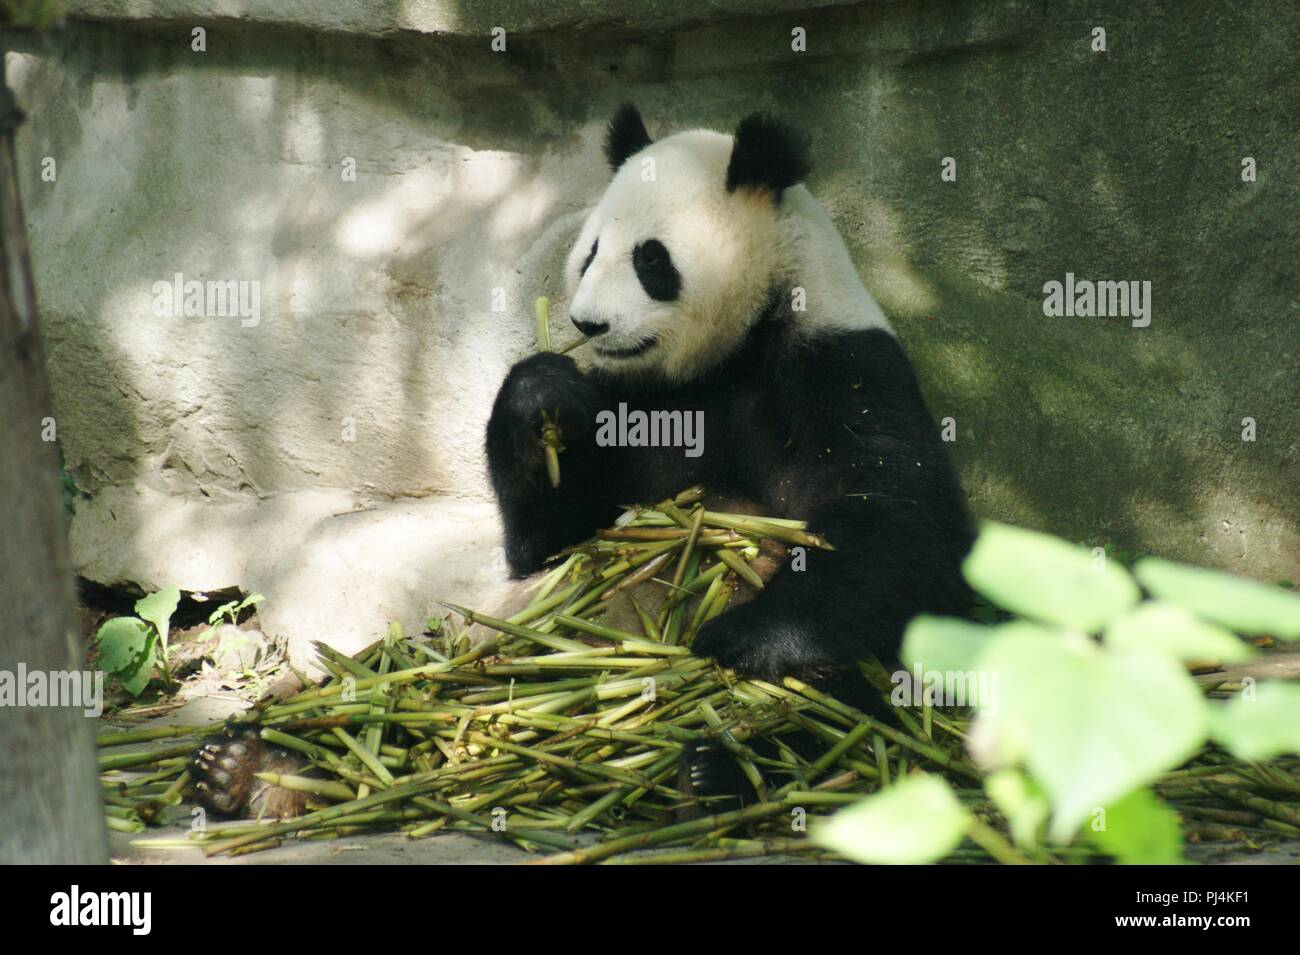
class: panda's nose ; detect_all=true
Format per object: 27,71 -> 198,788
572,317 -> 609,338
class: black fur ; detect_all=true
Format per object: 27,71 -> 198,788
580,239 -> 598,277
725,113 -> 812,199
604,103 -> 653,171
677,739 -> 752,816
631,239 -> 681,302
486,352 -> 612,576
485,313 -> 974,680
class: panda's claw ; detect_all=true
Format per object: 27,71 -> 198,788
677,739 -> 751,818
190,722 -> 314,820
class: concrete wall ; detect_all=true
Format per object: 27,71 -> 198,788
5,0 -> 1297,664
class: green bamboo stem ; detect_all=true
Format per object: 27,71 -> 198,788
532,801 -> 786,865
776,677 -> 982,782
96,724 -> 216,748
965,817 -> 1033,865
699,512 -> 832,549
97,742 -> 198,771
255,773 -> 357,802
601,839 -> 823,865
714,548 -> 764,589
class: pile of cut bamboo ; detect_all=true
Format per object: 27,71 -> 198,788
99,487 -> 985,863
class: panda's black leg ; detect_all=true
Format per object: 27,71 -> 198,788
191,723 -> 315,819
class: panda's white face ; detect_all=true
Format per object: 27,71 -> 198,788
565,130 -> 783,382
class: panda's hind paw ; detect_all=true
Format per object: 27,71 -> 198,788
191,723 -> 313,819
676,739 -> 752,819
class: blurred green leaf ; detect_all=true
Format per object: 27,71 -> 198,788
1087,788 -> 1183,864
1210,682 -> 1300,760
985,769 -> 1049,848
1134,558 -> 1300,638
964,522 -> 1140,632
971,625 -> 1206,842
812,774 -> 970,864
1104,602 -> 1254,663
901,615 -> 999,675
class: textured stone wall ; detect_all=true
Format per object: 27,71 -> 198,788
6,0 -> 1296,664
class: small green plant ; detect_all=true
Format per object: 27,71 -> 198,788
94,587 -> 181,695
198,592 -> 264,643
814,522 -> 1300,865
198,592 -> 265,679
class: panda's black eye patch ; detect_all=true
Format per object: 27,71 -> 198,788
632,239 -> 680,302
580,239 -> 598,277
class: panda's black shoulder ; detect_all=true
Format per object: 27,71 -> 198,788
760,322 -> 927,400
818,327 -> 925,392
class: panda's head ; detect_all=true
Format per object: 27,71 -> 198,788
565,104 -> 811,382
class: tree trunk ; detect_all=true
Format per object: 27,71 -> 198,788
0,61 -> 109,864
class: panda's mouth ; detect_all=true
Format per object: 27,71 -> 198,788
593,337 -> 657,360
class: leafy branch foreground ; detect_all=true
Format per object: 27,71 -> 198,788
98,491 -> 1300,864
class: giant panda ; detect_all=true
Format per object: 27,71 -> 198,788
190,104 -> 974,820
489,104 -> 973,677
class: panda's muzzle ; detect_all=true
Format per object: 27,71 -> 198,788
572,314 -> 656,359
593,337 -> 657,360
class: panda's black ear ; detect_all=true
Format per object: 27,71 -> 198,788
725,113 -> 811,200
604,103 -> 653,172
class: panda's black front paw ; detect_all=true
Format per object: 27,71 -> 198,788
191,723 -> 314,820
691,599 -> 839,683
676,739 -> 752,818
487,353 -> 598,480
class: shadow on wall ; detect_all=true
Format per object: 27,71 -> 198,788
10,0 -> 1300,599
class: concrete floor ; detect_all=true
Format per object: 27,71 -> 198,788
111,827 -> 544,865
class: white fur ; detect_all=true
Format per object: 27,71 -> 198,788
565,127 -> 892,383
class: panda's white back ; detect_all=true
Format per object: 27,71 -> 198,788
774,184 -> 894,339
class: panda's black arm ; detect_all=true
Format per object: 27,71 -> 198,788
694,328 -> 975,677
485,352 -> 625,576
